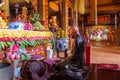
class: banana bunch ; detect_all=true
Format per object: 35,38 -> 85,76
56,28 -> 67,38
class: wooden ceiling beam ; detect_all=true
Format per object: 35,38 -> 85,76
86,2 -> 120,9
48,0 -> 58,2
85,5 -> 120,14
98,2 -> 120,7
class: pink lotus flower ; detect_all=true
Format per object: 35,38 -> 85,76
1,37 -> 8,41
28,37 -> 32,40
33,37 -> 35,40
7,52 -> 12,57
15,55 -> 20,60
41,37 -> 44,40
7,37 -> 13,42
13,38 -> 19,41
37,37 -> 39,39
20,37 -> 25,41
12,44 -> 20,52
10,54 -> 15,60
0,54 -> 4,59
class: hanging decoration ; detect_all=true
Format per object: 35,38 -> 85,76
78,0 -> 85,14
90,0 -> 98,25
73,0 -> 78,12
14,3 -> 19,17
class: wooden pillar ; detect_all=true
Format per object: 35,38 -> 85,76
38,0 -> 48,28
115,14 -> 117,30
45,0 -> 49,23
43,0 -> 48,20
73,12 -> 78,27
4,0 -> 10,24
90,0 -> 95,22
43,0 -> 48,28
115,14 -> 120,46
90,0 -> 97,25
38,0 -> 48,20
73,0 -> 78,27
38,0 -> 43,20
95,0 -> 98,25
61,0 -> 68,35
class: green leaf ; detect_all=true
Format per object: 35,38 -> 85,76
24,40 -> 29,46
3,42 -> 8,47
20,45 -> 25,49
11,41 -> 15,46
0,42 -> 5,49
37,40 -> 40,44
31,40 -> 36,46
0,44 -> 2,50
6,42 -> 13,46
27,41 -> 31,46
21,41 -> 27,46
29,41 -> 34,46
25,40 -> 29,44
18,41 -> 23,46
34,40 -> 37,45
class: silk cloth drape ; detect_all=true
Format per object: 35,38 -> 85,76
74,0 -> 85,14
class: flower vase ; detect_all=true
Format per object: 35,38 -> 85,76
56,38 -> 69,52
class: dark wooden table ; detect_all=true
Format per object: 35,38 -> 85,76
88,64 -> 120,80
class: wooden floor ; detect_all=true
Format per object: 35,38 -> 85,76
88,64 -> 120,80
59,46 -> 120,80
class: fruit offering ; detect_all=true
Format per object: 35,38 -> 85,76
7,51 -> 31,61
31,13 -> 45,31
0,17 -> 8,29
56,28 -> 67,38
33,21 -> 45,30
49,16 -> 58,32
24,20 -> 34,30
6,44 -> 31,61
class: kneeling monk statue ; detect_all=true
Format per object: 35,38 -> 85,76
49,26 -> 90,80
